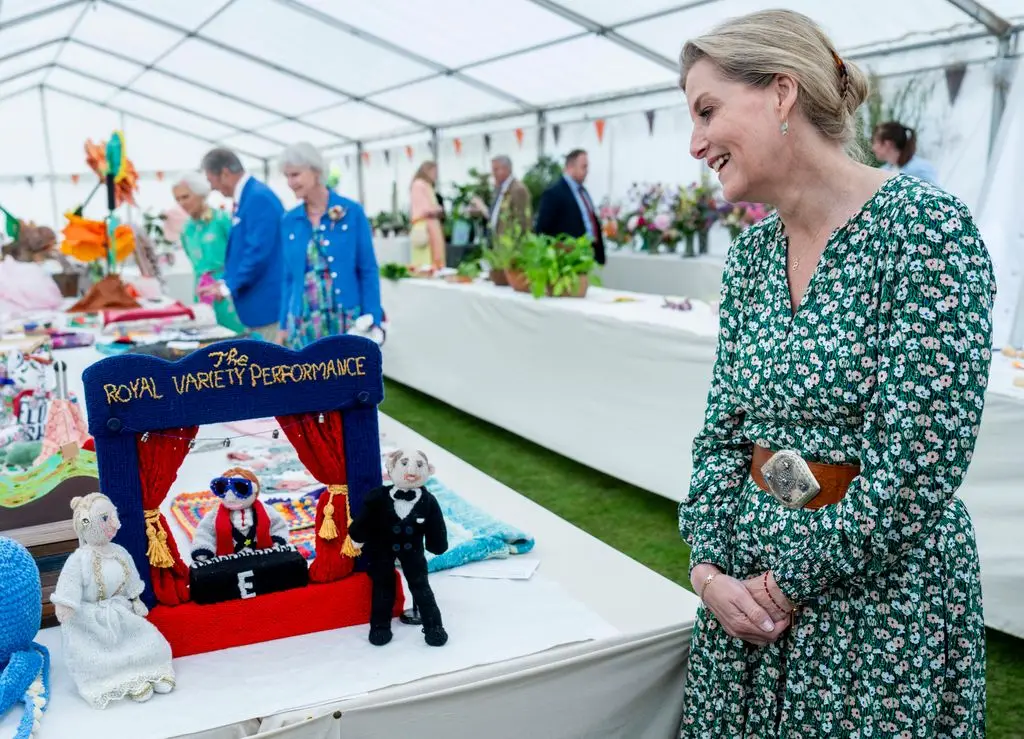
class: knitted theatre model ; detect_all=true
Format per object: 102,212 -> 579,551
81,336 -> 403,657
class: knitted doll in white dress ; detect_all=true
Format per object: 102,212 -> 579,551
51,493 -> 175,708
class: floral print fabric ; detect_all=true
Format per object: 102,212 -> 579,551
285,232 -> 361,351
678,175 -> 993,738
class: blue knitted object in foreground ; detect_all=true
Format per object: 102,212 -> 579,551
0,537 -> 50,739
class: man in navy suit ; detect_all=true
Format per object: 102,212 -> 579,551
201,148 -> 285,340
534,149 -> 605,265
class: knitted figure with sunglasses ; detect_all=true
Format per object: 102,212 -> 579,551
191,468 -> 289,562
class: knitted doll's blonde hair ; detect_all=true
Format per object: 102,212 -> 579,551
70,492 -> 111,543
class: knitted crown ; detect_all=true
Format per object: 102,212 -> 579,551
0,538 -> 41,667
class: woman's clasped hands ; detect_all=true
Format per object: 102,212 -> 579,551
692,563 -> 794,647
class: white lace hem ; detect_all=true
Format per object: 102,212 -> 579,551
84,671 -> 176,709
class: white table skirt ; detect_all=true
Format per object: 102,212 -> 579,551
375,235 -> 411,266
379,277 -> 1024,641
3,339 -> 699,739
600,250 -> 725,303
381,278 -> 718,502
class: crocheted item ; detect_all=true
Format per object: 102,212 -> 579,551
170,490 -> 318,560
168,477 -> 535,573
0,537 -> 50,739
0,450 -> 97,506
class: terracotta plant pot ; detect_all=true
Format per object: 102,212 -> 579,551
505,269 -> 531,293
490,268 -> 509,286
546,274 -> 589,298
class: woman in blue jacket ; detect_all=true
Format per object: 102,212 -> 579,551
277,143 -> 383,349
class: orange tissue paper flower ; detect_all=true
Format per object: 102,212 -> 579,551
60,213 -> 135,263
84,138 -> 139,207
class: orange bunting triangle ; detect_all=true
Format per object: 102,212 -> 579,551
595,119 -> 606,143
514,128 -> 524,147
454,138 -> 462,155
405,145 -> 414,160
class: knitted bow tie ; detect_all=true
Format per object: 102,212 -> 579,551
393,489 -> 417,502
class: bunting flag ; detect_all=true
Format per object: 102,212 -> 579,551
454,138 -> 462,155
483,134 -> 491,152
0,205 -> 20,243
552,124 -> 561,145
945,62 -> 967,105
428,140 -> 436,156
384,150 -> 391,164
344,155 -> 351,168
405,145 -> 414,161
594,119 -> 606,144
71,173 -> 80,185
156,171 -> 164,181
362,151 -> 370,166
25,176 -> 34,187
645,110 -> 656,136
514,128 -> 524,147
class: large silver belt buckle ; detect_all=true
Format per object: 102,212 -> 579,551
761,450 -> 821,509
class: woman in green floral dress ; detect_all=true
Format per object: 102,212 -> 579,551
172,173 -> 245,333
677,11 -> 991,738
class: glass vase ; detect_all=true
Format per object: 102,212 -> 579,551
681,232 -> 696,258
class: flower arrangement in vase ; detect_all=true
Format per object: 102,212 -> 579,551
522,233 -> 600,298
672,187 -> 702,257
718,201 -> 772,240
689,175 -> 721,255
621,183 -> 678,254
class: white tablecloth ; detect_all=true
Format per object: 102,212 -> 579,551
379,277 -> 1024,640
3,338 -> 700,738
381,278 -> 718,502
601,251 -> 725,303
375,235 -> 411,266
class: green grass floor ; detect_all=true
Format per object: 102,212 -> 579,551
381,379 -> 1024,737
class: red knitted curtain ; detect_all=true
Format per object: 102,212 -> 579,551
135,426 -> 198,605
276,410 -> 353,582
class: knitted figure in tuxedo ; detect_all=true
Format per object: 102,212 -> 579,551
348,449 -> 448,647
191,468 -> 288,562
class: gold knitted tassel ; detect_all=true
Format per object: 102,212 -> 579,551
341,536 -> 360,558
143,509 -> 175,568
318,484 -> 348,540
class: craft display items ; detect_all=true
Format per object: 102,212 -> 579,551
0,537 -> 50,739
348,448 -> 450,647
51,493 -> 175,707
190,468 -> 289,561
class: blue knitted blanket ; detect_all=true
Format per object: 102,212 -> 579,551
420,476 -> 534,572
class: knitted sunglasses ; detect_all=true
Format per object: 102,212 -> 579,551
210,476 -> 255,499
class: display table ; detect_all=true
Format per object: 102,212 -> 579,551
381,278 -> 718,502
375,235 -> 411,265
601,251 -> 725,302
379,277 -> 1024,641
2,338 -> 700,738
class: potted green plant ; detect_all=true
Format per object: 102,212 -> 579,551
481,215 -> 525,286
523,233 -> 600,298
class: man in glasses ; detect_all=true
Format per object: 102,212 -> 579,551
191,467 -> 289,562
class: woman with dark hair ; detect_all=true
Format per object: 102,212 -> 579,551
872,120 -> 940,184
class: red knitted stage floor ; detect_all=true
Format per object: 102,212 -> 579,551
148,571 -> 404,658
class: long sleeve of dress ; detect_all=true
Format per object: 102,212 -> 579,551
51,549 -> 84,609
678,240 -> 754,575
772,193 -> 995,603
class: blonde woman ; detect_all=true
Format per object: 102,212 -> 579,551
676,10 -> 991,737
409,161 -> 445,268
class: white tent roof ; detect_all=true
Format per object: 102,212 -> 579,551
0,0 -> 1020,175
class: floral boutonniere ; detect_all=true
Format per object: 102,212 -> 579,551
328,204 -> 346,227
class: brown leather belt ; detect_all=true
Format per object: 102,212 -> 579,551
750,445 -> 859,510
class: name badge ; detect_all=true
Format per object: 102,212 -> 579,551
232,216 -> 241,226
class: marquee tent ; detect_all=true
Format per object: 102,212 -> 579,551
0,0 -> 1019,238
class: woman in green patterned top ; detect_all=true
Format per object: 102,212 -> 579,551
172,173 -> 245,333
677,10 -> 991,737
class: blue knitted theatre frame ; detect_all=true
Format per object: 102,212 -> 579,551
82,336 -> 384,608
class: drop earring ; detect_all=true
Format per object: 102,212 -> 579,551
780,120 -> 789,136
